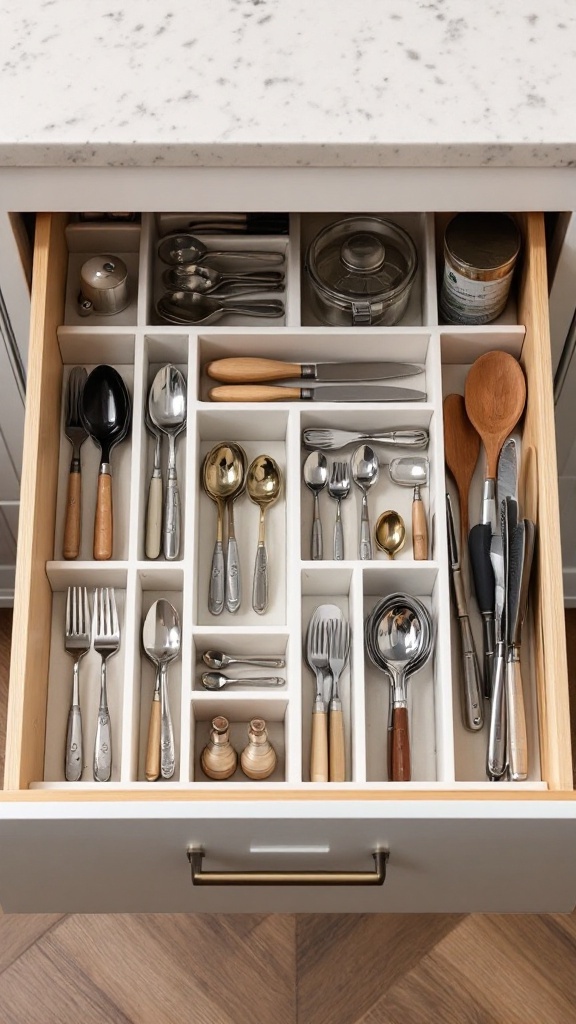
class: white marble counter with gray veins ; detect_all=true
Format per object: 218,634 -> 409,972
1,0 -> 576,167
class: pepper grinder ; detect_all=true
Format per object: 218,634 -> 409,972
240,718 -> 277,780
201,716 -> 237,780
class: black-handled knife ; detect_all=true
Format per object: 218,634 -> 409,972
468,522 -> 496,699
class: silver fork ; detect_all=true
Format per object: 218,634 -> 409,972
63,367 -> 88,560
327,618 -> 351,782
307,619 -> 330,782
327,461 -> 350,560
92,587 -> 121,782
64,586 -> 90,781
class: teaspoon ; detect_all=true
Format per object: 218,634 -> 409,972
351,445 -> 379,559
162,265 -> 285,296
202,650 -> 286,670
157,233 -> 286,266
303,451 -> 328,560
201,671 -> 285,690
157,292 -> 285,326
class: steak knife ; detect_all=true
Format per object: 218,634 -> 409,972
209,384 -> 427,403
206,357 -> 421,383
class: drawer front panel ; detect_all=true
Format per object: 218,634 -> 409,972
0,803 -> 575,913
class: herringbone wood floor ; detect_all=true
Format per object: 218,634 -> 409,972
1,608 -> 576,1023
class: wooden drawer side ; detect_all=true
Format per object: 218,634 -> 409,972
4,213 -> 67,789
519,212 -> 572,790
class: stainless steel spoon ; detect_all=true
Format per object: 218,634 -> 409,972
162,265 -> 285,296
202,650 -> 286,670
203,443 -> 246,616
157,233 -> 286,266
303,451 -> 328,560
157,292 -> 285,326
201,671 -> 285,690
142,600 -> 181,781
148,365 -> 187,560
351,445 -> 379,559
224,443 -> 247,614
144,400 -> 163,559
247,454 -> 282,614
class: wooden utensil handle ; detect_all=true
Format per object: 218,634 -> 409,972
207,358 -> 301,383
329,708 -> 345,782
63,469 -> 82,559
145,474 -> 162,560
412,495 -> 428,560
310,708 -> 328,782
209,385 -> 300,402
391,707 -> 411,782
145,697 -> 161,782
94,470 -> 113,560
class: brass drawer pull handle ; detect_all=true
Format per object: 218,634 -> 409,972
187,848 -> 388,886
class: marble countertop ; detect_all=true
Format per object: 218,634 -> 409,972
1,0 -> 576,168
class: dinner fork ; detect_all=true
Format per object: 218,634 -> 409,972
327,461 -> 350,560
93,587 -> 121,782
63,367 -> 88,559
64,586 -> 90,781
327,618 -> 351,782
308,619 -> 330,782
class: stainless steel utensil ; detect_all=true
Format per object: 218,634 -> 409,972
306,603 -> 345,782
144,400 -> 163,560
209,383 -> 427,402
302,427 -> 429,451
303,451 -> 328,560
327,618 -> 351,781
157,233 -> 286,266
203,443 -> 242,616
202,650 -> 286,670
223,443 -> 247,614
327,461 -> 350,560
92,587 -> 120,783
504,496 -> 535,782
246,455 -> 282,614
351,445 -> 379,559
63,367 -> 88,560
157,293 -> 285,325
148,364 -> 187,561
142,600 -> 181,781
162,266 -> 285,296
201,671 -> 285,690
64,586 -> 90,781
389,456 -> 429,561
206,357 -> 421,383
446,493 -> 484,732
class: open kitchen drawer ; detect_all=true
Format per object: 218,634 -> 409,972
0,211 -> 575,914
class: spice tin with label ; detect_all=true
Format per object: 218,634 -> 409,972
439,213 -> 521,325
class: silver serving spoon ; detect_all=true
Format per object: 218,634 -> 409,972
202,671 -> 285,690
162,265 -> 285,295
157,233 -> 286,266
303,451 -> 328,560
202,650 -> 286,670
157,292 -> 285,326
148,365 -> 187,560
351,445 -> 379,559
142,600 -> 181,781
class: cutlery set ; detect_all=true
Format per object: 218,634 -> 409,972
444,350 -> 536,781
202,444 -> 282,615
303,447 -> 429,561
306,605 -> 351,782
63,365 -> 131,561
157,233 -> 287,324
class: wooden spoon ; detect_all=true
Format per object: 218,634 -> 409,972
443,393 -> 480,543
464,351 -> 526,530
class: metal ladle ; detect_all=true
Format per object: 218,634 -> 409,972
142,599 -> 181,781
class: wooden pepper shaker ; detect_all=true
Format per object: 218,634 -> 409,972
201,716 -> 237,780
240,718 -> 277,780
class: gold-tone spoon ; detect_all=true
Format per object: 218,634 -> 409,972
202,443 -> 245,616
375,510 -> 406,560
247,455 -> 282,614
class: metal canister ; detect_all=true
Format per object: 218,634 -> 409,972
439,214 -> 521,325
79,254 -> 129,315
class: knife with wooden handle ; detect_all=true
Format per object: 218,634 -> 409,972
209,384 -> 427,403
206,357 -> 421,383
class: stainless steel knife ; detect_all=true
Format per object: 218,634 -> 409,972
446,493 -> 484,731
209,384 -> 427,403
506,513 -> 535,782
487,436 -> 519,779
206,357 -> 421,383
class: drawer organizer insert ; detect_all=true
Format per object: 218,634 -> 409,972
6,212 -> 571,792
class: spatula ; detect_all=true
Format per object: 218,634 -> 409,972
443,393 -> 480,544
464,351 -> 526,533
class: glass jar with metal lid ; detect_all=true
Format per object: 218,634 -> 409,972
305,216 -> 418,326
439,213 -> 521,325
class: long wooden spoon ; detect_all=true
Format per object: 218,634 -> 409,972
443,393 -> 480,544
464,351 -> 527,531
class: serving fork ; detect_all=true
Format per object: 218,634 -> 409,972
327,461 -> 350,560
64,586 -> 90,781
63,367 -> 88,559
93,587 -> 120,782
